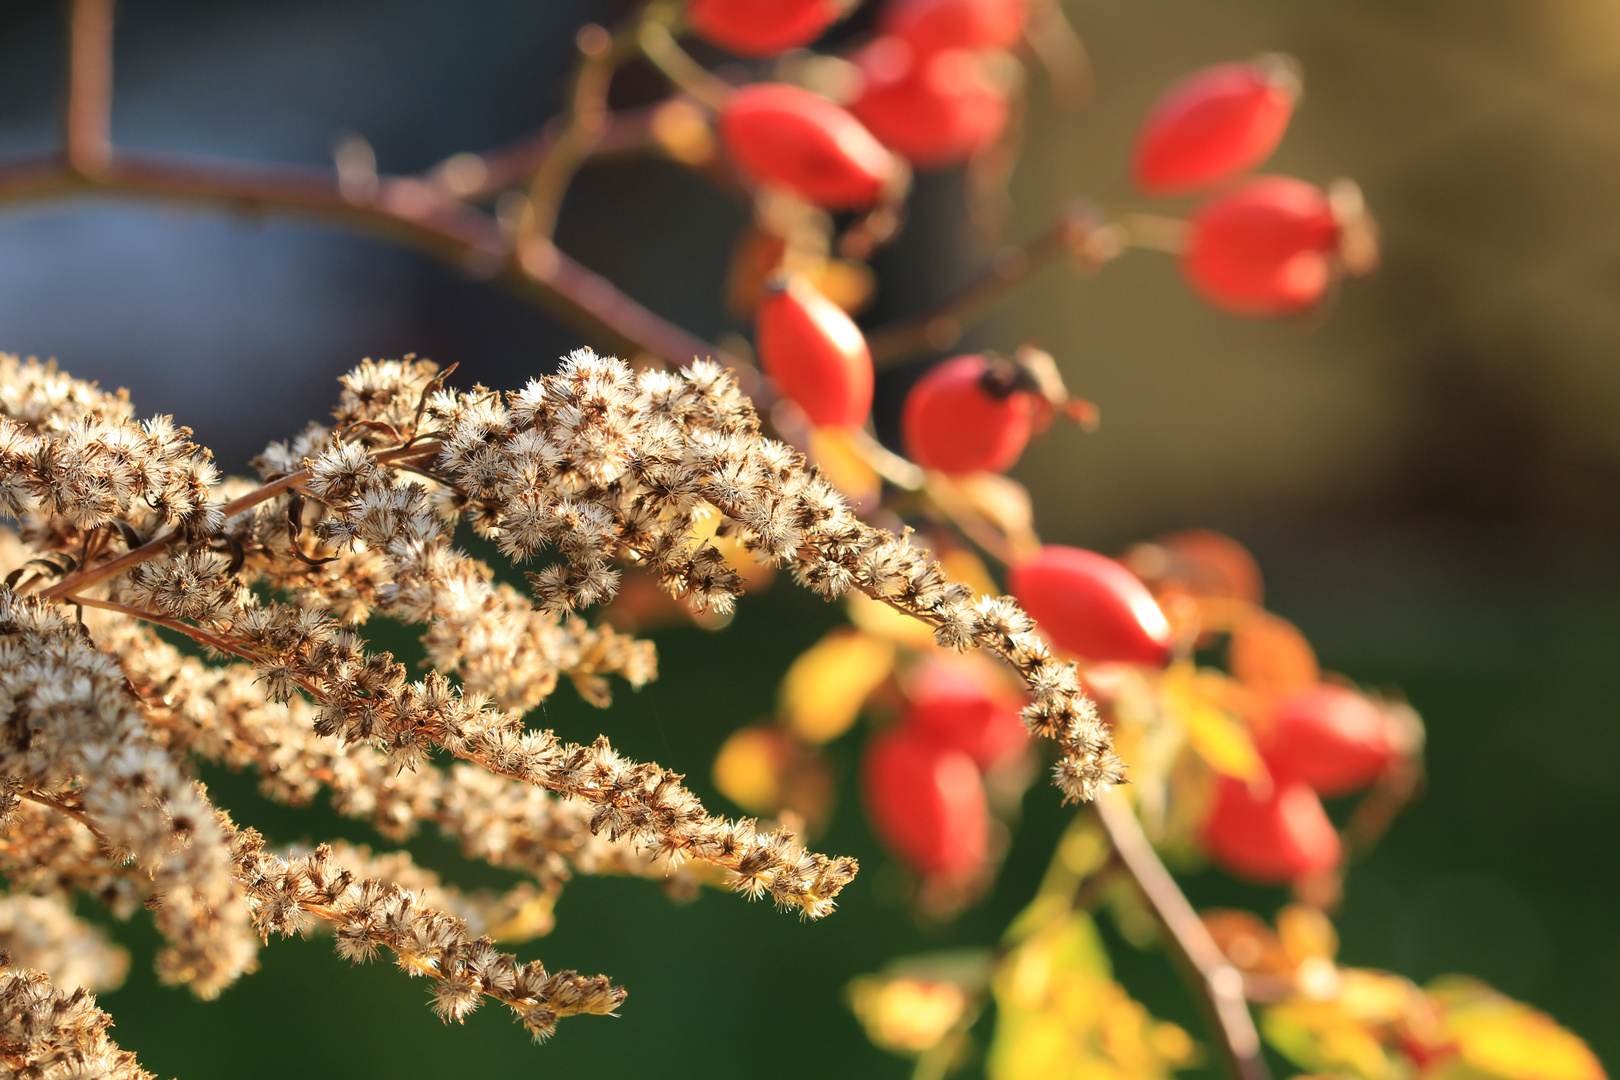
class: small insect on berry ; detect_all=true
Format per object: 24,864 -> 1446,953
1201,771 -> 1342,883
1132,57 -> 1300,196
718,83 -> 897,209
1261,684 -> 1397,798
901,353 -> 1037,474
881,0 -> 1029,55
1182,175 -> 1342,318
756,273 -> 874,429
901,658 -> 1029,770
1008,545 -> 1174,666
862,726 -> 990,882
687,0 -> 845,58
848,38 -> 1011,169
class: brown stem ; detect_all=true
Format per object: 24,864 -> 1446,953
1093,792 -> 1271,1080
866,205 -> 1121,365
637,19 -> 733,112
521,19 -> 643,243
40,441 -> 441,601
73,595 -> 256,661
64,0 -> 114,176
23,790 -> 112,848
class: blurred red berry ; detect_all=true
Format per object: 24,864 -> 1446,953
688,0 -> 843,58
1182,175 -> 1340,318
881,0 -> 1028,54
1132,58 -> 1299,196
1008,545 -> 1173,666
1262,684 -> 1396,797
902,659 -> 1028,769
901,354 -> 1036,474
1202,772 -> 1342,883
849,38 -> 1010,168
718,83 -> 895,209
863,726 -> 990,881
756,274 -> 874,428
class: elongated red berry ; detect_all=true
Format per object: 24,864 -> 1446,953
756,274 -> 874,428
902,659 -> 1028,769
863,726 -> 989,881
901,354 -> 1035,473
1183,176 -> 1340,317
688,0 -> 844,58
718,84 -> 895,209
849,37 -> 1010,168
881,0 -> 1028,54
1133,58 -> 1299,196
1262,685 -> 1395,797
1008,545 -> 1173,666
1201,772 -> 1341,883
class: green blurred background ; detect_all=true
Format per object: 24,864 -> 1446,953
0,0 -> 1616,1076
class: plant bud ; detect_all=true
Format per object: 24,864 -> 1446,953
756,274 -> 874,428
688,0 -> 844,58
863,726 -> 990,881
1008,545 -> 1173,666
1201,772 -> 1342,883
1182,175 -> 1340,318
901,354 -> 1035,473
718,83 -> 896,209
1133,57 -> 1299,196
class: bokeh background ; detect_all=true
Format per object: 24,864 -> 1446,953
1,0 -> 1617,1076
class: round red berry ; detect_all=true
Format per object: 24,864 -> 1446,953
1201,772 -> 1342,883
902,659 -> 1028,769
901,354 -> 1035,474
849,37 -> 1009,168
718,83 -> 896,209
863,726 -> 990,881
1262,684 -> 1395,797
1182,175 -> 1340,318
756,274 -> 874,428
1008,545 -> 1173,666
881,0 -> 1028,55
1132,59 -> 1299,196
688,0 -> 844,58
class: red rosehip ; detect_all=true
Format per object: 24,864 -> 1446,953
881,0 -> 1028,54
1008,545 -> 1173,666
863,726 -> 990,881
1182,176 -> 1341,318
1132,59 -> 1299,196
1201,772 -> 1342,883
718,83 -> 896,209
902,659 -> 1028,769
688,0 -> 844,58
756,275 -> 874,428
901,354 -> 1036,474
1262,684 -> 1395,797
849,37 -> 1010,168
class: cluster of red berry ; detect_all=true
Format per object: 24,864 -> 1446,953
689,0 -> 1391,894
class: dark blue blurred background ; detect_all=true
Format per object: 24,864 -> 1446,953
0,1 -> 1615,1076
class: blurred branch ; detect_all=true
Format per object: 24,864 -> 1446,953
638,18 -> 734,111
522,18 -> 646,243
63,0 -> 114,176
1094,792 -> 1271,1080
866,205 -> 1122,365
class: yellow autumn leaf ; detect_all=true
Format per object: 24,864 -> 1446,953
711,725 -> 788,813
779,628 -> 895,743
849,975 -> 970,1055
1429,978 -> 1607,1080
847,590 -> 938,648
1263,998 -> 1397,1080
1162,662 -> 1265,780
807,426 -> 881,504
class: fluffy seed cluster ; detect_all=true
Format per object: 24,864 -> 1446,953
0,957 -> 150,1080
0,349 -> 1119,1075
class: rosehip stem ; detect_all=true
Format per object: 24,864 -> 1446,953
1094,792 -> 1272,1080
638,18 -> 735,113
866,205 -> 1121,365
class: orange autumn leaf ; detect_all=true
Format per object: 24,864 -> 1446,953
1229,610 -> 1319,702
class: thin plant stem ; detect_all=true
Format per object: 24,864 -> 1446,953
63,0 -> 114,176
638,18 -> 733,112
866,205 -> 1122,365
1093,791 -> 1272,1080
